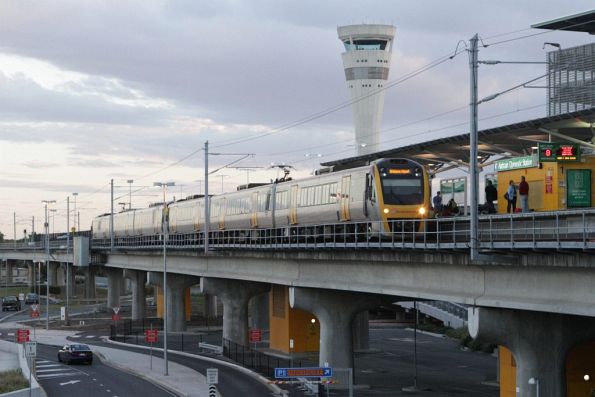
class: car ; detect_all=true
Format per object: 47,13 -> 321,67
58,343 -> 93,365
24,293 -> 39,304
1,296 -> 21,312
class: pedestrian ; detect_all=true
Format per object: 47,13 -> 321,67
432,191 -> 442,215
505,180 -> 516,213
519,176 -> 529,212
444,198 -> 459,216
485,180 -> 497,213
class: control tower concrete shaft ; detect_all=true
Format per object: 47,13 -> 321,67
338,24 -> 395,155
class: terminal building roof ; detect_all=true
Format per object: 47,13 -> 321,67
321,108 -> 595,173
531,9 -> 595,34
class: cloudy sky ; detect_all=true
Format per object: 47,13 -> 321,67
0,1 -> 593,236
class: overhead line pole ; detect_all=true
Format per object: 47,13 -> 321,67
204,141 -> 209,254
110,179 -> 114,252
469,34 -> 480,262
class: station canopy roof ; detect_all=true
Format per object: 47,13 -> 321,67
531,9 -> 595,34
321,108 -> 595,174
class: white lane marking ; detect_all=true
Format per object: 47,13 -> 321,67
70,335 -> 81,338
37,368 -> 73,373
85,335 -> 96,338
36,364 -> 61,368
60,380 -> 81,386
36,360 -> 52,364
37,372 -> 80,379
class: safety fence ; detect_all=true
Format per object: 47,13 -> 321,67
88,209 -> 594,251
109,317 -> 223,354
222,338 -> 312,379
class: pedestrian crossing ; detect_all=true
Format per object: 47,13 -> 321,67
35,360 -> 81,379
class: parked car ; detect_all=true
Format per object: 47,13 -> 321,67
1,296 -> 21,312
25,293 -> 39,304
58,343 -> 93,365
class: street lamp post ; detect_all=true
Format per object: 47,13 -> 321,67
42,199 -> 56,330
153,181 -> 174,376
529,377 -> 540,397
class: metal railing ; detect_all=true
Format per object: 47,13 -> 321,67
222,338 -> 310,378
89,209 -> 594,252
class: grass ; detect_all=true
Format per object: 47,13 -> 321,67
0,369 -> 29,393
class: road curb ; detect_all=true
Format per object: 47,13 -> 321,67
105,338 -> 284,396
93,349 -> 188,397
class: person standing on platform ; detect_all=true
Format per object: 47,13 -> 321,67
433,191 -> 442,216
485,180 -> 497,213
506,180 -> 516,213
519,176 -> 529,212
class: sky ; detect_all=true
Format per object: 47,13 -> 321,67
0,1 -> 593,237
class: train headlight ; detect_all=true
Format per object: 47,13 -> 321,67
383,208 -> 390,214
418,207 -> 426,215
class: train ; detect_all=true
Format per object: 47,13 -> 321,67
91,158 -> 432,244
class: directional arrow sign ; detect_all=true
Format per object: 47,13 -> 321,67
60,380 -> 81,386
112,307 -> 120,315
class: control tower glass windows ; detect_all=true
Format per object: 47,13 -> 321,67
344,39 -> 388,51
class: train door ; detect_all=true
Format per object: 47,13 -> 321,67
251,192 -> 258,228
340,175 -> 351,221
289,184 -> 298,225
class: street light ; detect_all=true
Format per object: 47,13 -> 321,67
42,199 -> 56,330
127,180 -> 134,210
528,377 -> 540,397
49,209 -> 57,234
153,181 -> 174,376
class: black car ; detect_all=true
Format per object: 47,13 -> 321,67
1,296 -> 20,312
25,293 -> 39,304
58,343 -> 93,365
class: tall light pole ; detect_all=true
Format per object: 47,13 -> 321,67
42,199 -> 56,330
127,180 -> 134,210
153,181 -> 174,376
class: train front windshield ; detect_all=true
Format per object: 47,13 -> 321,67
379,167 -> 424,205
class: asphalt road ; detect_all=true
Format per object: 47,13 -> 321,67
89,340 -> 307,397
33,343 -> 177,397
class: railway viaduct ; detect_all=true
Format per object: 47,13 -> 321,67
2,210 -> 595,397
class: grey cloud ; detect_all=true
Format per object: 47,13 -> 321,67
0,72 -> 171,125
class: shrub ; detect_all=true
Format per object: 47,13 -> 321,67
0,369 -> 29,393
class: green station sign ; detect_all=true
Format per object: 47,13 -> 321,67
495,155 -> 536,172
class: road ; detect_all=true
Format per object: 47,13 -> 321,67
32,343 -> 177,397
89,340 -> 294,397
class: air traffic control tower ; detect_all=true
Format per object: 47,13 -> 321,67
338,24 -> 396,155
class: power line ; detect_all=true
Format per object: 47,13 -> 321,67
209,48 -> 467,150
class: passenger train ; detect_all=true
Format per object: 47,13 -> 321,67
91,158 -> 432,244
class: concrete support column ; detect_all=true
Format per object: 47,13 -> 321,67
57,263 -> 67,287
48,262 -> 58,287
290,287 -> 388,369
84,267 -> 96,299
203,294 -> 218,318
201,278 -> 270,346
6,261 -> 14,284
124,269 -> 147,321
27,262 -> 35,288
469,307 -> 595,397
352,310 -> 370,351
104,268 -> 123,310
148,272 -> 199,332
248,293 -> 269,331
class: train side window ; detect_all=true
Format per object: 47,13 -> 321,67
265,192 -> 271,211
